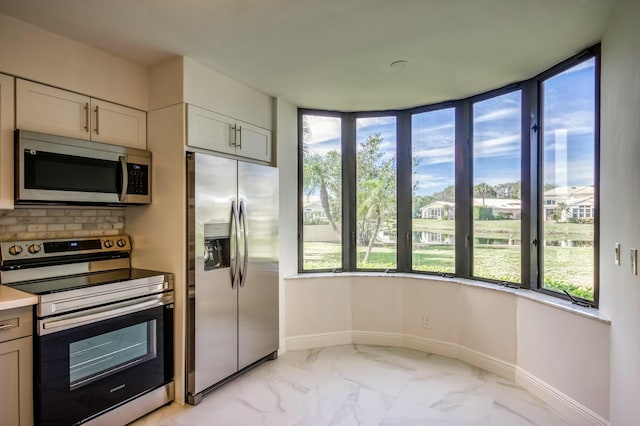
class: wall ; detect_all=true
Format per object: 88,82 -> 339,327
600,0 -> 640,424
0,208 -> 124,241
275,97 -> 298,352
0,13 -> 148,111
285,275 -> 609,424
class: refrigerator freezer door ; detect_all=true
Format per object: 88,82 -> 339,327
187,153 -> 238,399
238,161 -> 279,370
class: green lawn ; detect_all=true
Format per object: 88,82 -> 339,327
303,218 -> 595,300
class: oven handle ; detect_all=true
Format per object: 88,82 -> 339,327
41,293 -> 172,334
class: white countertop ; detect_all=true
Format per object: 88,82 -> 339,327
0,285 -> 37,311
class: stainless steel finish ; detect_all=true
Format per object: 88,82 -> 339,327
237,125 -> 242,149
186,152 -> 278,403
0,320 -> 18,331
119,155 -> 128,202
0,235 -> 130,264
187,153 -> 238,399
239,200 -> 248,287
231,200 -> 239,289
84,102 -> 90,131
230,124 -> 237,147
237,160 -> 279,370
94,104 -> 100,134
39,292 -> 173,335
38,274 -> 172,318
15,130 -> 151,205
83,382 -> 174,426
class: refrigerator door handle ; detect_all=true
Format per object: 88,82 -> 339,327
239,200 -> 249,287
230,200 -> 240,289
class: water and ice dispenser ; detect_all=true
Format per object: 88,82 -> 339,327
203,223 -> 230,271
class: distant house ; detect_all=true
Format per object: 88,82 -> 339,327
303,200 -> 327,223
543,186 -> 594,221
419,198 -> 521,220
420,200 -> 455,219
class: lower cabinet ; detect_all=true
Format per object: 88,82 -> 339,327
0,307 -> 33,426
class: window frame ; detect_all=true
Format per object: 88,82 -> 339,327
297,45 -> 600,308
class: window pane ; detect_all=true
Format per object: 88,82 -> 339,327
301,114 -> 342,270
356,117 -> 397,269
473,91 -> 522,283
542,59 -> 596,301
411,108 -> 455,273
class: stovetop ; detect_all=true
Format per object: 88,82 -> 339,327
6,268 -> 166,296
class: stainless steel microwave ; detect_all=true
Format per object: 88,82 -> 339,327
15,130 -> 151,205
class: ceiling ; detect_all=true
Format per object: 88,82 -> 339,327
0,0 -> 618,111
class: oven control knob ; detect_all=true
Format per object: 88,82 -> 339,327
8,245 -> 22,255
28,244 -> 42,254
117,239 -> 127,248
104,240 -> 114,248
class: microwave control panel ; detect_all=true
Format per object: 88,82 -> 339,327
127,163 -> 149,195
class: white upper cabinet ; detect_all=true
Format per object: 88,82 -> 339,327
16,79 -> 90,140
0,73 -> 15,210
187,105 -> 271,163
90,98 -> 146,149
16,79 -> 146,150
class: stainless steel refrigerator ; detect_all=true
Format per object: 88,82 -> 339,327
186,152 -> 279,405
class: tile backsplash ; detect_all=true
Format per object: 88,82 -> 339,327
0,208 -> 125,241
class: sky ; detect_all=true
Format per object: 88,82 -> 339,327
304,58 -> 595,198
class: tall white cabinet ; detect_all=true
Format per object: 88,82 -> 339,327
16,79 -> 146,149
0,73 -> 15,210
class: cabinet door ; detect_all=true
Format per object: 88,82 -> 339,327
0,336 -> 33,426
187,105 -> 236,156
0,74 -> 14,210
16,79 -> 90,140
237,121 -> 271,163
91,99 -> 147,149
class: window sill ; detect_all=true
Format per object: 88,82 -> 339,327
285,272 -> 610,325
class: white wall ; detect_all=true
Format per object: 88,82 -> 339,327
276,97 -> 298,351
600,0 -> 640,423
0,13 -> 148,110
517,299 -> 610,420
285,275 -> 609,423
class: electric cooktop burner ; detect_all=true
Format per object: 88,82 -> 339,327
6,268 -> 166,295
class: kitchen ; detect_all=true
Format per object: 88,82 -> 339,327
0,10 -> 279,425
1,1 -> 639,425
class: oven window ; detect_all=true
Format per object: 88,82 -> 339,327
69,320 -> 157,390
24,150 -> 118,193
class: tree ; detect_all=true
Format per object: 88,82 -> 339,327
431,185 -> 455,202
302,116 -> 341,235
356,133 -> 396,264
551,201 -> 570,223
474,182 -> 496,205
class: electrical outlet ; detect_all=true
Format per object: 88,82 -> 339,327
422,315 -> 431,329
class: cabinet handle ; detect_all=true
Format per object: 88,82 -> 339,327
0,321 -> 17,331
237,125 -> 242,149
230,125 -> 237,147
84,103 -> 89,132
94,105 -> 100,135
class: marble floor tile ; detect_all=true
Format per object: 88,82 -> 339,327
131,345 -> 572,426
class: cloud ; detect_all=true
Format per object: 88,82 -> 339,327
474,133 -> 521,158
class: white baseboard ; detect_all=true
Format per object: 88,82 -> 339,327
457,345 -> 515,381
285,330 -> 605,425
515,367 -> 608,426
285,330 -> 352,351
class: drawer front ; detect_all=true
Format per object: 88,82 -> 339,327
0,306 -> 33,342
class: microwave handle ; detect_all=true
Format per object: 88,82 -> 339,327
118,156 -> 128,202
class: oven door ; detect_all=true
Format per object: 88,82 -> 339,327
36,294 -> 173,426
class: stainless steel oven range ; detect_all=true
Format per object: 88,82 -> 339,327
0,235 -> 174,426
